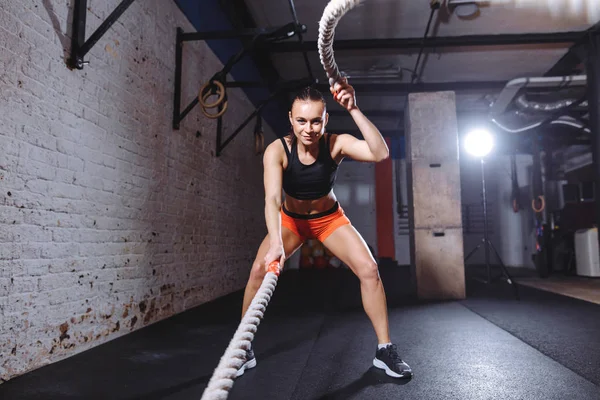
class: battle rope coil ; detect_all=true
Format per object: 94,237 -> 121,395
200,261 -> 281,400
318,0 -> 363,87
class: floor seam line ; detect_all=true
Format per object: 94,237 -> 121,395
288,313 -> 328,400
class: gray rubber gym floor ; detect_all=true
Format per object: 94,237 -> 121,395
1,267 -> 599,400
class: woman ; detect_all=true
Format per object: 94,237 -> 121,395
237,79 -> 412,379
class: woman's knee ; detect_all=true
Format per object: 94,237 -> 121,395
354,260 -> 380,283
249,260 -> 266,282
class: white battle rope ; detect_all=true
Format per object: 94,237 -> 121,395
318,0 -> 363,87
200,262 -> 281,400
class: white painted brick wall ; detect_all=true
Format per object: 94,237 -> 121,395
0,0 -> 273,382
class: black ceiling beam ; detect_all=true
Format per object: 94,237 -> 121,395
226,80 -> 506,94
326,109 -> 484,118
266,31 -> 585,53
325,128 -> 590,143
313,81 -> 507,93
328,110 -> 402,118
327,129 -> 403,138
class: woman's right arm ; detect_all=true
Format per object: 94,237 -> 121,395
262,141 -> 286,266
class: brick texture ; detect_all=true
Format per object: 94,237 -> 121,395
0,0 -> 272,381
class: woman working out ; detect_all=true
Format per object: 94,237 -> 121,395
237,79 -> 412,379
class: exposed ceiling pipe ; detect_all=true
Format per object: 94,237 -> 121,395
489,74 -> 587,116
491,114 -> 591,134
515,95 -> 588,112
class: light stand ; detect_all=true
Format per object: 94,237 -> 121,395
463,130 -> 519,300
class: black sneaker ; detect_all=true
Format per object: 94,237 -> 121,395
236,347 -> 257,377
373,344 -> 412,378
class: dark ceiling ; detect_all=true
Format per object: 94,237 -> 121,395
174,0 -> 599,156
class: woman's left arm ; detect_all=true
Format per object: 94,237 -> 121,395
331,80 -> 389,162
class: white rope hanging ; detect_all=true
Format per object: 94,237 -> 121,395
200,262 -> 281,400
318,0 -> 363,87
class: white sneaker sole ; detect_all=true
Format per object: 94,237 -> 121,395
235,358 -> 257,377
373,358 -> 411,378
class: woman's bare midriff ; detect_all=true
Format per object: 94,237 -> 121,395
284,191 -> 338,215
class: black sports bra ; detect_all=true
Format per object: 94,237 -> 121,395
280,134 -> 338,200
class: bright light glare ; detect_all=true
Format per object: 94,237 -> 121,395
464,129 -> 494,158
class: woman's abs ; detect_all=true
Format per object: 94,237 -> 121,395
283,191 -> 338,215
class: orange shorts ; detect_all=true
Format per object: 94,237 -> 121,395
281,202 -> 351,242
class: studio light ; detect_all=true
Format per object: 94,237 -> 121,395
464,128 -> 494,158
462,126 -> 519,299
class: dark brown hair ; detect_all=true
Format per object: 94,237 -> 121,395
291,86 -> 326,110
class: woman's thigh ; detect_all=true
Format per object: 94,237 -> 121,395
253,226 -> 304,267
322,224 -> 377,275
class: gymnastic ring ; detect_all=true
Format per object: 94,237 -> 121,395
254,130 -> 264,155
512,198 -> 519,213
201,98 -> 228,119
198,80 -> 226,109
532,195 -> 545,213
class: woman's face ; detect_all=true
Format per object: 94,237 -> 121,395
289,100 -> 328,147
